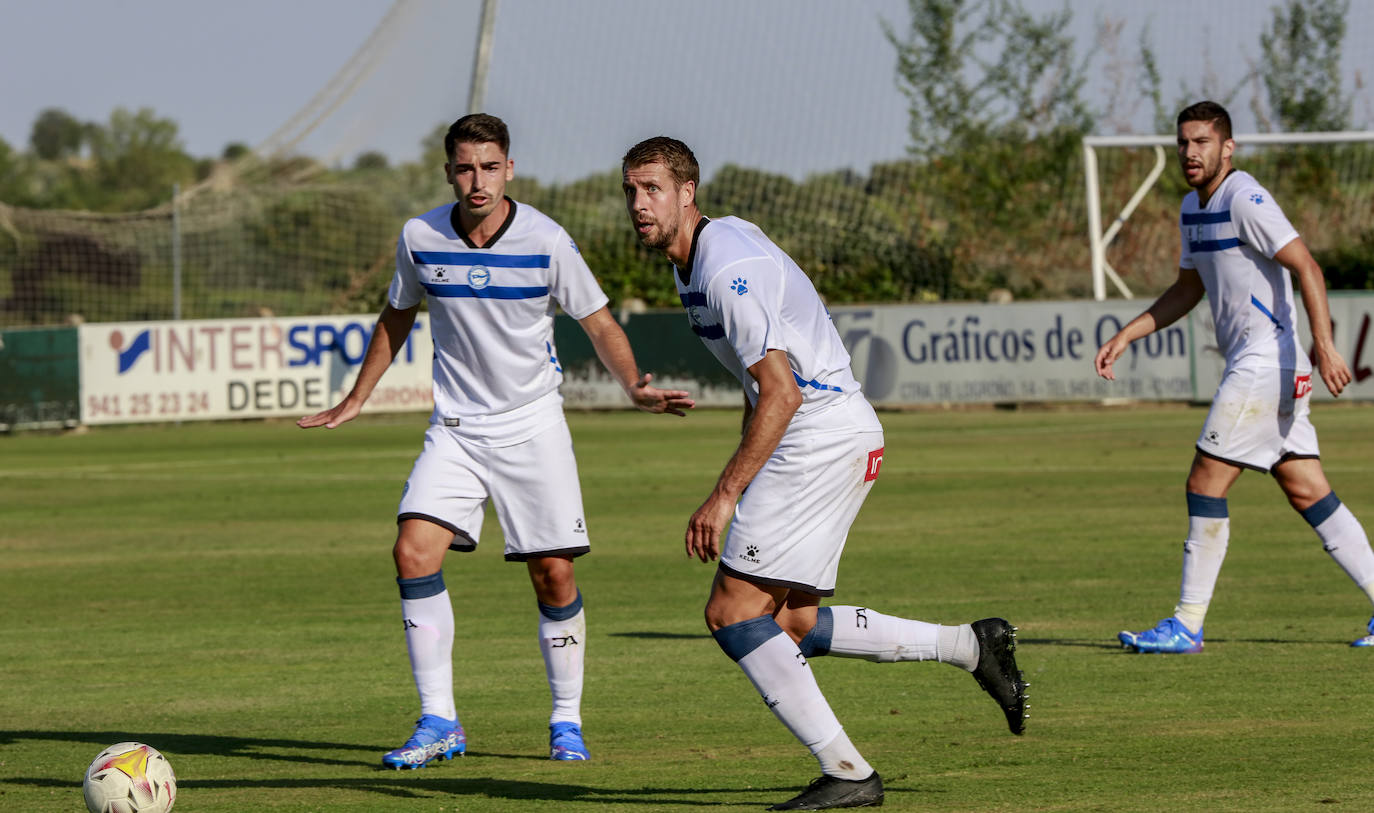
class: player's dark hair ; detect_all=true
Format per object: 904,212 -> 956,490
622,136 -> 700,188
445,114 -> 510,160
1177,101 -> 1232,141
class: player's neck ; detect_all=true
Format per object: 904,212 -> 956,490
459,197 -> 511,247
666,211 -> 703,267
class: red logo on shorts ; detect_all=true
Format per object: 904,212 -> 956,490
1294,374 -> 1312,398
864,447 -> 884,482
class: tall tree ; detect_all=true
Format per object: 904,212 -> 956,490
86,107 -> 196,210
884,0 -> 1093,155
1258,0 -> 1352,132
28,108 -> 87,161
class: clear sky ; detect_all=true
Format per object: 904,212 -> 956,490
1,0 -> 1371,185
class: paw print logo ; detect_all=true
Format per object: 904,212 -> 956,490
1250,193 -> 1265,205
730,277 -> 749,295
746,545 -> 759,558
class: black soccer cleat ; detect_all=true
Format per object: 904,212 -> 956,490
970,617 -> 1029,735
768,771 -> 884,810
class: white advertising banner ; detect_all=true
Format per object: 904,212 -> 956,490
78,315 -> 435,424
831,301 -> 1196,405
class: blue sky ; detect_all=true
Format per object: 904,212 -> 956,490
2,0 -> 1371,184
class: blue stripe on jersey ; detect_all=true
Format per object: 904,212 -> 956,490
1181,210 -> 1231,225
691,323 -> 725,340
1188,237 -> 1243,253
412,251 -> 551,268
1250,294 -> 1283,330
680,292 -> 707,307
793,372 -> 843,393
422,282 -> 549,299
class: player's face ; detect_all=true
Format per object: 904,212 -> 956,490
1176,119 -> 1233,192
447,141 -> 513,221
622,162 -> 691,252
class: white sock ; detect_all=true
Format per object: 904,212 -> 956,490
715,615 -> 873,780
1303,494 -> 1374,607
397,573 -> 457,721
820,606 -> 978,671
538,593 -> 586,726
1174,495 -> 1230,634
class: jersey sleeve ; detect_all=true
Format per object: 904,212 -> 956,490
387,223 -> 426,309
1231,189 -> 1299,259
707,259 -> 782,372
547,229 -> 609,320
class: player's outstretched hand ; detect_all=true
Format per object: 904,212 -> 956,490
630,373 -> 695,416
685,493 -> 732,563
1093,336 -> 1128,381
1313,345 -> 1353,397
297,399 -> 362,430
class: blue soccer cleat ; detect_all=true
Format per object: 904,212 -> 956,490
1352,615 -> 1374,648
1118,616 -> 1203,654
549,721 -> 589,761
382,714 -> 466,769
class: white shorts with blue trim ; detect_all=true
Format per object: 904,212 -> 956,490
720,422 -> 885,596
397,415 -> 590,561
1196,365 -> 1319,473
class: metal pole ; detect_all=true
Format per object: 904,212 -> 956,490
1083,141 -> 1106,301
172,183 -> 182,320
467,0 -> 499,115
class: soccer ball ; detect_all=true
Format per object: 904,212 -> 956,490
82,742 -> 177,813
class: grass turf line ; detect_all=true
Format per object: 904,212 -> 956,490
1,404 -> 1372,811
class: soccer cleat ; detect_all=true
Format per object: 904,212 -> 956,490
1352,615 -> 1374,648
549,721 -> 589,761
768,772 -> 884,810
382,714 -> 465,769
970,617 -> 1029,735
1118,616 -> 1203,654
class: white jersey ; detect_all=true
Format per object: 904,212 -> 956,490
1179,170 -> 1306,372
674,216 -> 879,434
390,199 -> 609,422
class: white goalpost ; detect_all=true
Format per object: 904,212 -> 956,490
1083,130 -> 1374,301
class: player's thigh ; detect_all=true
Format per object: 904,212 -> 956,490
1272,456 -> 1332,509
723,429 -> 883,595
486,420 -> 591,561
704,567 -> 790,630
397,424 -> 489,549
1196,366 -> 1294,472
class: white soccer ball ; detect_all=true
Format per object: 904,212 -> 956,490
82,742 -> 177,813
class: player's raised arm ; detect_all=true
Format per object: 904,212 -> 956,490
297,304 -> 419,429
576,305 -> 694,415
1274,237 -> 1352,397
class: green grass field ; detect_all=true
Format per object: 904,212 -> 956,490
2,404 -> 1372,812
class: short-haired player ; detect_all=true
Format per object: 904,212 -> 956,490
300,114 -> 694,767
623,136 -> 1028,811
1096,101 -> 1374,652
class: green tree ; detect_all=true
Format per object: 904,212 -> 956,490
352,150 -> 389,171
1258,0 -> 1352,132
86,107 -> 197,210
28,107 -> 87,161
884,0 -> 1093,155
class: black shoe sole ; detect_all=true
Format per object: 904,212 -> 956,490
970,617 -> 1029,735
768,772 -> 884,810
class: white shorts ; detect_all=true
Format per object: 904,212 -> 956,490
397,418 -> 590,561
1196,365 -> 1320,473
719,427 -> 885,596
